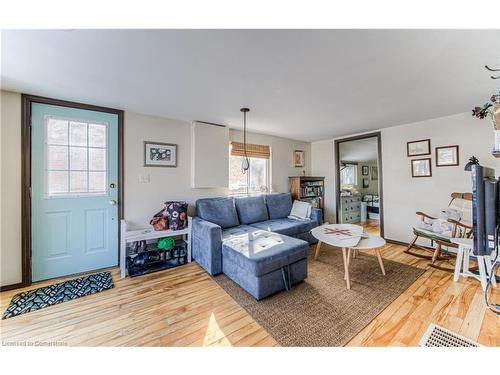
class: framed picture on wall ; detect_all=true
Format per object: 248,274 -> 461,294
411,158 -> 432,177
371,166 -> 378,180
361,166 -> 369,175
407,139 -> 431,157
294,150 -> 305,167
144,141 -> 177,167
362,178 -> 370,188
435,145 -> 459,167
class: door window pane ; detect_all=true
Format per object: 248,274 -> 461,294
89,123 -> 106,147
47,119 -> 68,145
45,116 -> 108,197
47,145 -> 68,170
48,171 -> 69,193
89,148 -> 106,171
69,121 -> 87,146
70,147 -> 88,170
70,171 -> 88,192
89,172 -> 106,192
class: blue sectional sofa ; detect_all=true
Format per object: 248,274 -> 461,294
192,193 -> 322,299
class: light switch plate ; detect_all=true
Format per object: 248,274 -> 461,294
139,174 -> 150,183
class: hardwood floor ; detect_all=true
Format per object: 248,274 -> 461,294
1,239 -> 498,347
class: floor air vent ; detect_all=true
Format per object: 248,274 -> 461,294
419,324 -> 481,347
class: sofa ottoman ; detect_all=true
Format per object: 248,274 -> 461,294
221,229 -> 308,300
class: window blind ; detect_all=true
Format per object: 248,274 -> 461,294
230,142 -> 270,159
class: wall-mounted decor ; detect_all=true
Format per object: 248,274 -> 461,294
411,158 -> 432,177
361,166 -> 369,176
370,166 -> 378,180
435,145 -> 459,167
144,141 -> 177,167
407,139 -> 431,157
362,178 -> 370,188
294,150 -> 305,167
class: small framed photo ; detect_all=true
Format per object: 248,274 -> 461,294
407,139 -> 431,157
144,141 -> 177,167
294,150 -> 305,167
371,166 -> 378,180
362,178 -> 370,188
411,158 -> 432,178
361,166 -> 369,176
435,145 -> 459,167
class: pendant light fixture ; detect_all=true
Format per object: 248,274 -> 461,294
240,108 -> 250,174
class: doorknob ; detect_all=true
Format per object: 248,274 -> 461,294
109,200 -> 117,206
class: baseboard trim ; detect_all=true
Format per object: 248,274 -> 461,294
385,238 -> 409,247
0,282 -> 25,292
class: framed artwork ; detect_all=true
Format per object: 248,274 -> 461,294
371,166 -> 378,180
144,141 -> 177,167
435,145 -> 459,167
407,139 -> 431,157
362,178 -> 370,188
411,158 -> 432,177
361,166 -> 369,176
294,150 -> 305,167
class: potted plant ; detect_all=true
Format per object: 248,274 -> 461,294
472,93 -> 500,151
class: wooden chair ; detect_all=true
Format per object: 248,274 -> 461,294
404,192 -> 473,271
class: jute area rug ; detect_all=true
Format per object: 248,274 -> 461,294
214,245 -> 424,346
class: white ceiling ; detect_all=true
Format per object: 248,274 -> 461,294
2,29 -> 499,141
339,137 -> 378,163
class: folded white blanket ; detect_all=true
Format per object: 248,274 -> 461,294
288,200 -> 312,221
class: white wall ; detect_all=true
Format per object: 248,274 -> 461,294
0,92 -> 311,286
382,112 -> 500,243
312,112 -> 500,243
124,113 -> 311,229
311,139 -> 335,223
1,91 -> 23,286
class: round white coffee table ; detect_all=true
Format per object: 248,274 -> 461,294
311,224 -> 386,289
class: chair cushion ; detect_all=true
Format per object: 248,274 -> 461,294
413,226 -> 451,242
251,218 -> 317,236
222,230 -> 308,277
264,193 -> 293,219
235,196 -> 269,225
196,197 -> 239,229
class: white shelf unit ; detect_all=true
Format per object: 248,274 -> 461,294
120,216 -> 192,278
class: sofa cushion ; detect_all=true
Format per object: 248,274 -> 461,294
222,225 -> 259,241
196,197 -> 239,229
235,196 -> 269,225
222,230 -> 308,277
251,218 -> 317,237
265,193 -> 293,219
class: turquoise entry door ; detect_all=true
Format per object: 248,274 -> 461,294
31,103 -> 119,282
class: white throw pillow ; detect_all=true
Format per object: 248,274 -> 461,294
288,200 -> 312,221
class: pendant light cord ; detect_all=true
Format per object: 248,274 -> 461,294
241,108 -> 250,175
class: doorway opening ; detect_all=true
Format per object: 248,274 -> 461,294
334,132 -> 383,237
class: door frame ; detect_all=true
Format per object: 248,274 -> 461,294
13,94 -> 125,290
334,131 -> 384,237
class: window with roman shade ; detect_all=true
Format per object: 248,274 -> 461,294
229,142 -> 271,194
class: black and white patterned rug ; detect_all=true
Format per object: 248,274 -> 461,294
2,271 -> 114,320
